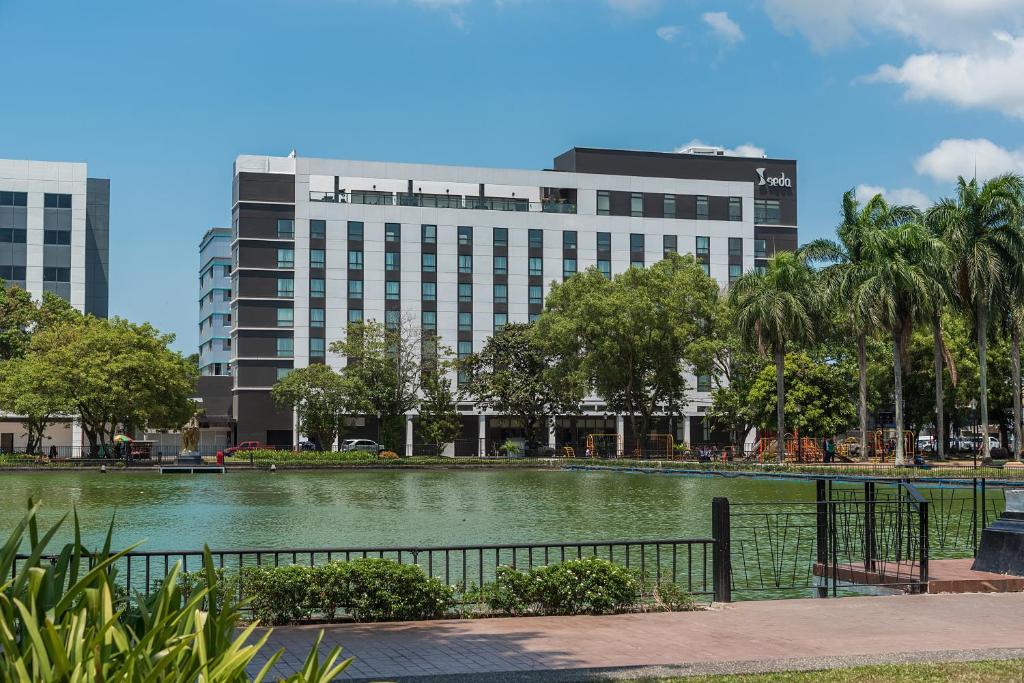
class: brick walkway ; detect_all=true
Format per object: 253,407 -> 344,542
250,592 -> 1024,681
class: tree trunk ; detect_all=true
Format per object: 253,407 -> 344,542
977,300 -> 991,461
1013,327 -> 1022,462
775,346 -> 786,464
933,318 -> 946,461
893,328 -> 906,467
858,333 -> 868,462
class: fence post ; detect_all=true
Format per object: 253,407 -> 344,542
816,479 -> 828,598
711,497 -> 731,603
919,498 -> 929,592
972,477 -> 978,554
864,481 -> 876,572
981,478 -> 987,531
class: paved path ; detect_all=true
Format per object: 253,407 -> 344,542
251,592 -> 1024,681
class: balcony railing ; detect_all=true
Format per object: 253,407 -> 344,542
309,191 -> 576,214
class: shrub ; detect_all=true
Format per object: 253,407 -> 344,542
378,450 -> 399,460
240,564 -> 314,625
342,558 -> 455,622
652,581 -> 699,611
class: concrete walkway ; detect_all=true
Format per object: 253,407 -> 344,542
251,592 -> 1024,681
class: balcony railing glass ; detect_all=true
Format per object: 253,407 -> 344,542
309,191 -> 576,214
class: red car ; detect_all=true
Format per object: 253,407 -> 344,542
224,441 -> 262,456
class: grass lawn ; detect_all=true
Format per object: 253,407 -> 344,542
628,659 -> 1024,682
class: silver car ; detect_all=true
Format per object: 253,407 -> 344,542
341,438 -> 383,454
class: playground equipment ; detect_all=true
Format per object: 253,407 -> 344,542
756,432 -> 825,463
586,433 -> 622,459
636,433 -> 674,459
562,446 -> 576,458
871,429 -> 915,462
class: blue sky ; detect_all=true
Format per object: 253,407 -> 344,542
2,0 -> 1023,353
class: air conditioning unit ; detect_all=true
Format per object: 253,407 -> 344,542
680,146 -> 725,156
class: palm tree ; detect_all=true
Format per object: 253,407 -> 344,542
929,174 -> 1024,461
857,216 -> 947,465
1005,303 -> 1024,462
729,251 -> 819,462
802,190 -> 921,461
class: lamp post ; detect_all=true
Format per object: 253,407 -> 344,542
969,399 -> 979,469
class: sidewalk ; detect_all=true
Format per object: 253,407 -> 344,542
251,592 -> 1024,681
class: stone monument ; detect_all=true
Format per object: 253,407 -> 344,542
972,489 -> 1024,575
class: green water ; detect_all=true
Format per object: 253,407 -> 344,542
0,470 -> 814,551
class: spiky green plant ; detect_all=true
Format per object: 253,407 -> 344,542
0,499 -> 352,682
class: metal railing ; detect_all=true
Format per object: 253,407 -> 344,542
308,190 -> 577,214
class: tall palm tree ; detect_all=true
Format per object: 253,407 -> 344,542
730,251 -> 819,462
929,174 -> 1024,461
802,190 -> 921,461
857,216 -> 947,465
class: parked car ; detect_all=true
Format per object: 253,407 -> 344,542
298,440 -> 321,452
340,439 -> 383,454
224,441 -> 262,456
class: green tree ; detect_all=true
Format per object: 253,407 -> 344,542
463,323 -> 583,451
929,173 -> 1024,460
0,353 -> 71,454
417,363 -> 462,456
0,286 -> 78,362
746,352 -> 856,438
537,254 -> 719,451
729,252 -> 820,462
271,364 -> 350,450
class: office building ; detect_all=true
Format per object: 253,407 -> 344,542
228,147 -> 797,451
198,227 -> 233,376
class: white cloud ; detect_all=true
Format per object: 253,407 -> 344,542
656,25 -> 682,42
869,32 -> 1024,119
701,11 -> 744,46
674,139 -> 766,158
914,138 -> 1024,183
855,184 -> 931,209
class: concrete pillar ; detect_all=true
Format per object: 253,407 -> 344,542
478,413 -> 486,457
548,418 -> 557,451
405,415 -> 414,457
615,415 -> 625,457
70,418 -> 82,458
682,416 -> 691,448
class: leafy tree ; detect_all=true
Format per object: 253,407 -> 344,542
330,319 -> 424,451
730,252 -> 820,462
463,323 -> 583,451
0,285 -> 78,362
0,353 -> 71,453
929,173 -> 1024,460
537,254 -> 718,451
417,363 -> 462,456
271,364 -> 350,450
746,352 -> 856,438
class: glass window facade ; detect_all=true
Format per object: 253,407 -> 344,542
597,232 -> 611,250
348,250 -> 363,270
696,196 -> 709,220
529,285 -> 543,305
422,281 -> 437,301
347,221 -> 364,241
385,222 -> 400,242
277,278 -> 294,298
597,191 -> 610,216
310,308 -> 325,328
348,280 -> 363,298
529,257 -> 543,276
458,254 -> 473,274
493,255 -> 507,275
386,281 -> 400,300
421,253 -> 436,272
493,227 -> 508,247
277,307 -> 293,327
754,200 -> 781,224
729,197 -> 742,221
458,311 -> 472,332
663,234 -> 677,256
277,219 -> 294,238
310,249 -> 325,269
458,283 -> 472,302
528,229 -> 543,248
494,313 -> 508,332
562,258 -> 577,279
494,283 -> 508,304
385,252 -> 400,271
276,337 -> 294,358
458,226 -> 473,246
422,311 -> 437,333
696,236 -> 710,257
729,237 -> 743,257
422,224 -> 437,244
630,233 -> 644,251
664,195 -> 676,218
754,239 -> 768,258
310,338 -> 325,358
310,219 -> 326,239
597,259 -> 611,279
310,278 -> 325,297
563,230 -> 577,249
630,193 -> 643,217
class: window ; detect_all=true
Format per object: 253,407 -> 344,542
44,193 -> 72,209
386,281 -> 400,301
277,219 -> 294,238
421,253 -> 436,272
347,221 -> 364,241
664,195 -> 676,218
755,265 -> 767,275
43,267 -> 70,282
494,283 -> 508,304
224,264 -> 232,276
528,312 -> 539,323
348,280 -> 363,299
630,233 -> 644,251
729,238 -> 743,258
310,219 -> 326,239
563,230 -> 577,249
562,258 -> 577,279
277,308 -> 294,327
528,229 -> 543,248
663,235 -> 677,257
385,222 -> 401,242
459,312 -> 472,332
457,341 -> 473,386
754,199 -> 781,224
277,248 -> 294,268
493,255 -> 507,275
729,264 -> 742,285
458,226 -> 473,246
458,254 -> 473,274
0,229 -> 27,243
696,236 -> 710,257
631,192 -> 643,217
630,259 -> 644,269
277,337 -> 294,358
696,196 -> 709,220
529,285 -> 543,305
422,281 -> 437,302
494,313 -> 508,332
0,265 -> 26,281
422,224 -> 437,244
44,230 -> 71,245
310,278 -> 326,297
348,309 -> 363,323
277,278 -> 294,298
755,239 -> 768,259
597,191 -> 611,216
310,308 -> 325,328
697,375 -> 712,392
701,263 -> 710,276
0,191 -> 27,207
310,338 -> 325,358
729,197 -> 742,221
310,249 -> 325,269
422,311 -> 437,333
597,259 -> 611,279
529,257 -> 543,276
277,367 -> 293,382
597,232 -> 611,251
385,252 -> 400,271
493,227 -> 508,247
458,283 -> 473,303
348,250 -> 363,270
385,310 -> 400,331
